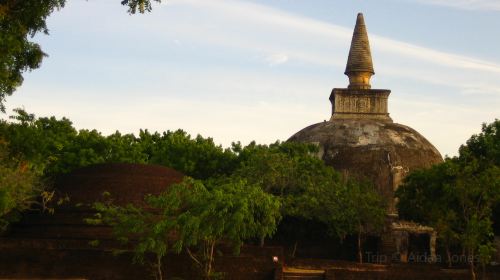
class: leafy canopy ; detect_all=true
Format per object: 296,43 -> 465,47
89,177 -> 281,279
397,119 -> 500,272
0,139 -> 41,231
0,109 -> 235,179
0,0 -> 65,112
233,140 -> 386,245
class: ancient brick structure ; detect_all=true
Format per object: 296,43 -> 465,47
0,163 -> 283,279
289,13 -> 443,262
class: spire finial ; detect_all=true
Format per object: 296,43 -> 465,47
345,13 -> 374,89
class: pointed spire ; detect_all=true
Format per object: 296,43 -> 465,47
345,13 -> 374,89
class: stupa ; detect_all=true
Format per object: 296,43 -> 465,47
289,13 -> 443,262
0,163 -> 282,279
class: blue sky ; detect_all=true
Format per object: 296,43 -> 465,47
4,0 -> 500,156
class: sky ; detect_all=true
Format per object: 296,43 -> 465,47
4,0 -> 500,157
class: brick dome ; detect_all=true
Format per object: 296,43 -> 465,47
55,163 -> 185,208
7,163 -> 184,240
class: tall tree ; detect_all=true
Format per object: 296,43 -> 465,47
0,0 -> 65,112
397,119 -> 500,280
339,179 -> 386,264
90,177 -> 281,280
0,139 -> 42,231
167,177 -> 281,279
87,193 -> 175,280
234,141 -> 386,259
397,160 -> 461,267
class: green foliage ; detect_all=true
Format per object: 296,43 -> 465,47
234,141 -> 341,208
157,177 -> 281,279
88,200 -> 171,263
233,140 -> 386,261
0,109 -> 146,176
90,177 -> 281,279
86,185 -> 179,280
0,109 -> 237,179
397,159 -> 463,262
458,120 -> 499,168
0,140 -> 40,231
1,108 -> 388,268
1,108 -> 77,174
121,0 -> 162,14
397,119 -> 500,274
0,0 -> 65,112
139,129 -> 237,179
326,179 -> 386,263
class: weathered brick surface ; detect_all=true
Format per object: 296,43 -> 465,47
0,245 -> 283,280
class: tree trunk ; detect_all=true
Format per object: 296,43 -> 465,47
470,261 -> 476,280
205,240 -> 215,279
470,249 -> 476,280
481,262 -> 486,280
291,241 -> 298,258
446,246 -> 452,268
260,235 -> 265,247
156,254 -> 163,280
358,231 -> 363,264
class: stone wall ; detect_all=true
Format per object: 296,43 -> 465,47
325,268 -> 469,280
0,242 -> 283,280
323,264 -> 498,280
286,258 -> 500,280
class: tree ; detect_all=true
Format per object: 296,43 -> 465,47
397,119 -> 500,280
164,177 -> 281,279
0,139 -> 43,231
0,109 -> 150,176
89,177 -> 281,280
397,160 -> 461,267
234,141 -> 342,206
337,179 -> 386,264
0,109 -> 243,180
87,192 -> 176,280
0,0 -> 163,111
139,129 -> 237,180
455,163 -> 499,280
0,0 -> 65,112
234,141 -> 341,223
233,141 -> 386,260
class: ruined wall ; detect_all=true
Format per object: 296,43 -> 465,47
0,243 -> 283,280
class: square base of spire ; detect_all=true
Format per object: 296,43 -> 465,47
329,88 -> 392,122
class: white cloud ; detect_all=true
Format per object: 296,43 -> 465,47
163,0 -> 500,89
265,53 -> 289,66
370,35 -> 500,74
409,0 -> 500,11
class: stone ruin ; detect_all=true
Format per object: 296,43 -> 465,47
289,13 -> 443,263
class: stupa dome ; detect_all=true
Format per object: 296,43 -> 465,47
289,120 -> 442,214
7,163 -> 184,240
56,163 -> 185,207
288,13 -> 442,215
